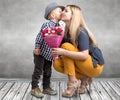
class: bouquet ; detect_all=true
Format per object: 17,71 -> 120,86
42,26 -> 64,60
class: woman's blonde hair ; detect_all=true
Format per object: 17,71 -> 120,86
65,5 -> 97,47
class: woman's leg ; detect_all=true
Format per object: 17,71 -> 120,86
55,43 -> 79,97
53,46 -> 77,79
53,56 -> 79,84
61,42 -> 103,94
53,43 -> 80,97
61,55 -> 80,97
75,56 -> 103,78
61,42 -> 103,78
53,57 -> 64,73
53,56 -> 79,97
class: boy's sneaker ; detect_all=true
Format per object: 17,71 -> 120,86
43,87 -> 57,95
31,87 -> 44,98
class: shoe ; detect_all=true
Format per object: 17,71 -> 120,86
77,77 -> 92,94
88,78 -> 92,93
43,87 -> 57,95
31,87 -> 44,98
62,81 -> 80,98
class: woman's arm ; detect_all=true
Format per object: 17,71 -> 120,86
63,49 -> 89,60
52,48 -> 89,60
52,28 -> 90,60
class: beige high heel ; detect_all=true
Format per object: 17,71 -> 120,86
77,77 -> 92,94
88,78 -> 92,93
62,81 -> 80,98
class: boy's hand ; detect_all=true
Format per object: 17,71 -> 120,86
34,48 -> 41,55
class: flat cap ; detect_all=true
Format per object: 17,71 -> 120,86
44,2 -> 64,19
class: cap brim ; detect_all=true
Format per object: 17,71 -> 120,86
58,6 -> 65,11
45,5 -> 65,20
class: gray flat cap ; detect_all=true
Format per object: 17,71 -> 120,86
44,2 -> 64,19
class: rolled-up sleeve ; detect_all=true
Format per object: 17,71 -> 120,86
35,23 -> 47,48
34,21 -> 56,49
35,32 -> 43,48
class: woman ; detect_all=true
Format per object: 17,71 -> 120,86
52,5 -> 104,97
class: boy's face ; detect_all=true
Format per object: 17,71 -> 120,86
50,7 -> 63,21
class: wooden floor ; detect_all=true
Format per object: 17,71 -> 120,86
0,78 -> 120,100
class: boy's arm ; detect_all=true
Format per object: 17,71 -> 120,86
34,23 -> 48,55
35,32 -> 43,49
35,23 -> 47,49
34,32 -> 43,55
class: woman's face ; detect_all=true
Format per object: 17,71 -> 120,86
61,6 -> 72,22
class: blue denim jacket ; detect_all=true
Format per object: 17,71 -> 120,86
89,45 -> 105,67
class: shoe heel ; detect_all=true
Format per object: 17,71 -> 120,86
88,78 -> 92,93
88,84 -> 92,93
62,81 -> 80,97
76,86 -> 80,95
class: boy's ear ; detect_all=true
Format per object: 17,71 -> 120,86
48,13 -> 55,19
48,13 -> 52,20
49,13 -> 55,19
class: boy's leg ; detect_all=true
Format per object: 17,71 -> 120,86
31,54 -> 45,98
42,60 -> 57,95
43,59 -> 52,89
31,54 -> 44,89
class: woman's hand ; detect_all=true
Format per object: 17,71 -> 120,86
52,48 -> 89,60
52,48 -> 65,56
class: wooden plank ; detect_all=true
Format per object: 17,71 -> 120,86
71,94 -> 80,100
117,80 -> 120,82
50,81 -> 60,100
22,82 -> 33,100
0,79 -> 120,100
100,81 -> 120,100
59,81 -> 70,100
12,82 -> 30,100
77,80 -> 91,100
79,87 -> 91,100
108,81 -> 120,96
0,82 -> 14,100
0,82 -> 7,90
0,82 -> 4,87
88,81 -> 103,100
20,82 -> 30,99
3,81 -> 22,100
32,96 -> 42,100
115,80 -> 120,88
42,81 -> 60,100
93,81 -> 112,100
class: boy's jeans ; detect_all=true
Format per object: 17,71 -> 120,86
31,54 -> 52,89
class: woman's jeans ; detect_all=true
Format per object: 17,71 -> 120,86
53,42 -> 103,79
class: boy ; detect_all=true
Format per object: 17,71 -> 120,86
31,2 -> 64,98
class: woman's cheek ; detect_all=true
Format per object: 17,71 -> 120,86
61,15 -> 66,21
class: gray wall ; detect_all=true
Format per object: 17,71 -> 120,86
0,0 -> 120,79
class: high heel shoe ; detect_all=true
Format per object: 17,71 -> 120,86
62,81 -> 80,98
77,77 -> 92,94
88,78 -> 92,93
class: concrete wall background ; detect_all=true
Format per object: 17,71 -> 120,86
0,0 -> 120,79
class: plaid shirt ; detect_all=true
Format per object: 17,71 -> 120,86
35,20 -> 57,61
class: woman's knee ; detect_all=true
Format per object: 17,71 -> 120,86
53,60 -> 63,73
88,65 -> 103,78
61,42 -> 77,51
53,61 -> 58,71
93,65 -> 103,77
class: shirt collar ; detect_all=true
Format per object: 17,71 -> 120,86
50,20 -> 58,26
